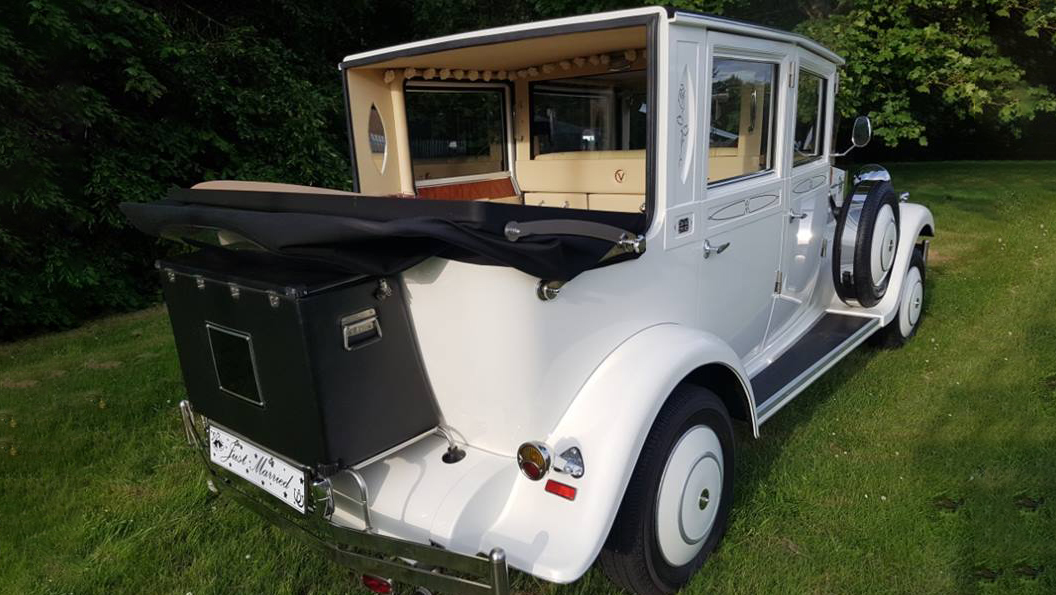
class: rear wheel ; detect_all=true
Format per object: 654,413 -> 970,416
599,385 -> 734,595
871,247 -> 926,348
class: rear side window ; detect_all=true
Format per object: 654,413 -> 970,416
530,70 -> 647,156
793,70 -> 826,166
707,58 -> 778,184
405,87 -> 507,181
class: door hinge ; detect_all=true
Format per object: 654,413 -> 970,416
789,70 -> 795,88
774,270 -> 784,293
821,238 -> 828,258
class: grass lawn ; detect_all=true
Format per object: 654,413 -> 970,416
2,161 -> 1055,595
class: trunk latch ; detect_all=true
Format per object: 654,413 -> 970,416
341,309 -> 382,350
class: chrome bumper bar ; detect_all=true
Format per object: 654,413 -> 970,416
179,401 -> 509,595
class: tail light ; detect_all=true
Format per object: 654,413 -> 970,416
361,574 -> 393,594
516,441 -> 551,480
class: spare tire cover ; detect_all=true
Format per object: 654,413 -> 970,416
832,178 -> 900,307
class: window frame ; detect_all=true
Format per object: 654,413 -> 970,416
791,67 -> 828,168
403,80 -> 515,188
704,38 -> 789,190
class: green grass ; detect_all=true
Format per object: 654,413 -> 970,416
2,161 -> 1055,595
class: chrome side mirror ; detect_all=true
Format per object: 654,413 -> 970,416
851,115 -> 872,148
834,115 -> 872,157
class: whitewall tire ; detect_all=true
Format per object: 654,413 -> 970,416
872,247 -> 926,348
600,385 -> 734,595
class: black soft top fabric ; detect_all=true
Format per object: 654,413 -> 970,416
121,188 -> 644,281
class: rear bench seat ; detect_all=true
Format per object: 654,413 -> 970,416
516,150 -> 645,213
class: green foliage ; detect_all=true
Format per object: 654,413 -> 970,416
0,0 -> 356,339
3,162 -> 1056,594
1,0 -> 1054,338
797,0 -> 1056,146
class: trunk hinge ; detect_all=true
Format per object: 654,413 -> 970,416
774,270 -> 784,293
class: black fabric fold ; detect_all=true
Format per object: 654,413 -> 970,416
120,189 -> 642,281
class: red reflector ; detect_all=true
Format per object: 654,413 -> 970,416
361,574 -> 393,594
545,479 -> 577,500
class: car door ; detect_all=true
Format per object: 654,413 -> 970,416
698,34 -> 791,362
766,52 -> 835,347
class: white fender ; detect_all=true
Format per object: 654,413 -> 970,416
478,323 -> 752,583
839,202 -> 934,324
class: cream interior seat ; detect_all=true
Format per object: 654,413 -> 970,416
515,149 -> 645,213
588,193 -> 645,213
523,192 -> 588,209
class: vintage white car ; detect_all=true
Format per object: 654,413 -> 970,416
123,7 -> 934,595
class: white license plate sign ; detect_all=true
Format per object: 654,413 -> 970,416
209,425 -> 307,513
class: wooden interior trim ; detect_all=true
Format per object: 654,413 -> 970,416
415,177 -> 517,201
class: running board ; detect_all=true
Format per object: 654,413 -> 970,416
752,313 -> 881,424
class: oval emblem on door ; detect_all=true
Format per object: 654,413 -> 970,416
614,169 -> 626,183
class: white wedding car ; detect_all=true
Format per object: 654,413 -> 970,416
129,7 -> 934,595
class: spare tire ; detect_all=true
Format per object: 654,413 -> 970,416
833,176 -> 900,307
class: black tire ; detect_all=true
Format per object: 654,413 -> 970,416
871,247 -> 927,348
833,179 -> 901,307
599,385 -> 734,595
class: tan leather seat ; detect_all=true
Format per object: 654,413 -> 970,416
523,192 -> 588,209
588,194 -> 645,213
515,149 -> 646,206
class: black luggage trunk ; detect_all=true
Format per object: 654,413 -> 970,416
159,249 -> 440,470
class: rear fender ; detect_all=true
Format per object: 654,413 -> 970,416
480,323 -> 752,582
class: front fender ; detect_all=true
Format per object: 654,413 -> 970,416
854,202 -> 934,324
478,323 -> 751,582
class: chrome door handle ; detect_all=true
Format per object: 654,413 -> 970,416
703,239 -> 730,259
789,210 -> 808,221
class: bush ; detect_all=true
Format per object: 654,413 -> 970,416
0,0 -> 356,339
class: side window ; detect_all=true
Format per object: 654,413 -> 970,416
707,58 -> 778,185
405,87 -> 507,181
530,70 -> 647,157
793,70 -> 826,166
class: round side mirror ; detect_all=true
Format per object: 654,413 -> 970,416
851,115 -> 872,148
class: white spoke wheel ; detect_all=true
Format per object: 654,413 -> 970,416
600,386 -> 734,595
872,247 -> 926,348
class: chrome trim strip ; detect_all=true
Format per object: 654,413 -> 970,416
755,316 -> 880,424
351,427 -> 439,471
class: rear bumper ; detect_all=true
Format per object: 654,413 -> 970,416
179,401 -> 510,595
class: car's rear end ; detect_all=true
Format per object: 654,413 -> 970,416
128,8 -> 668,594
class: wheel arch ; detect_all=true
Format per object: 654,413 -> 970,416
481,324 -> 755,583
682,362 -> 753,428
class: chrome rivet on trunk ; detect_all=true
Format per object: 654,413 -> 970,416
268,292 -> 281,308
228,284 -> 240,300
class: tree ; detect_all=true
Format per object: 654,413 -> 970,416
797,0 -> 1056,146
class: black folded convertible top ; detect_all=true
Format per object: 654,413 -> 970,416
121,188 -> 646,282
